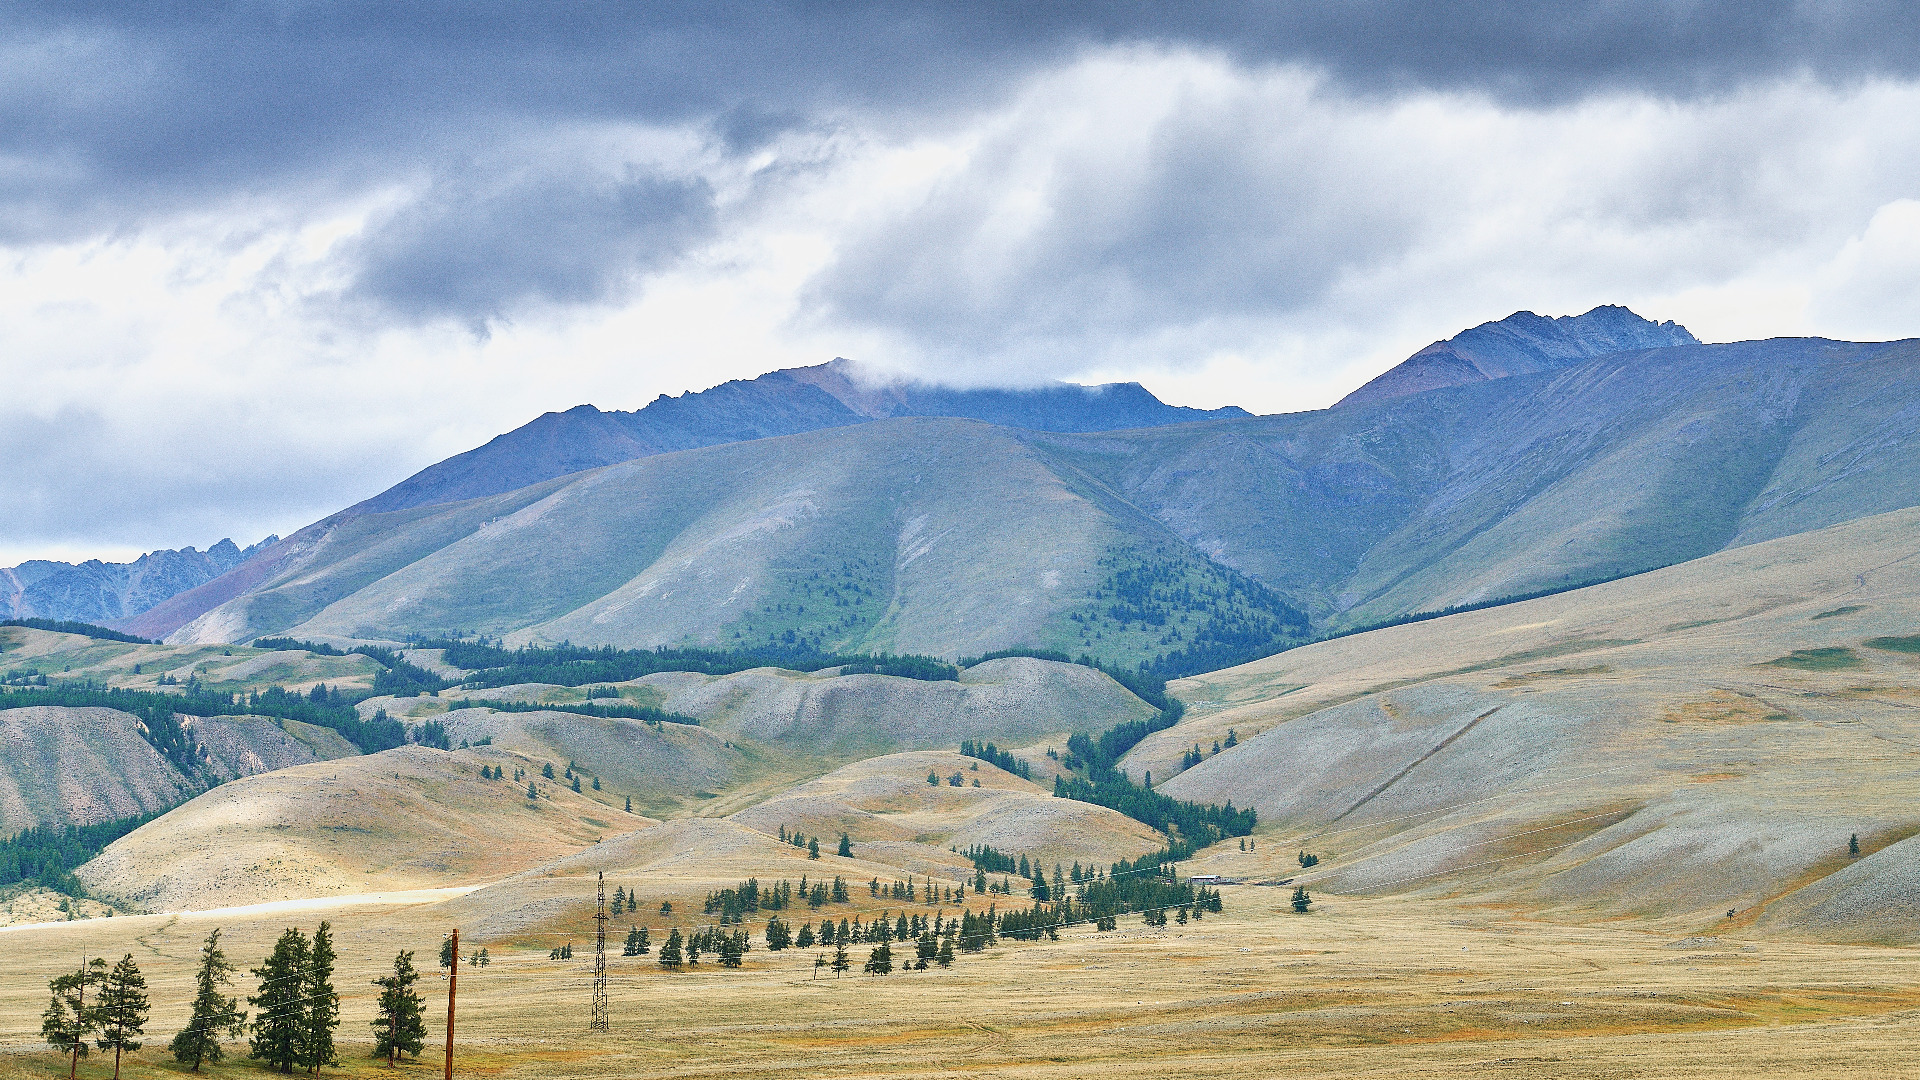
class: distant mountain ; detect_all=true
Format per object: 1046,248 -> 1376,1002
1335,304 -> 1698,408
1,538 -> 271,624
133,332 -> 1920,669
354,358 -> 1249,515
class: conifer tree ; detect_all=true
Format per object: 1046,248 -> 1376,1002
838,833 -> 853,857
796,923 -> 815,948
42,957 -> 105,1079
251,929 -> 310,1073
831,942 -> 851,977
542,762 -> 555,780
765,917 -> 792,951
172,929 -> 244,1072
936,936 -> 954,967
625,796 -> 632,812
369,951 -> 425,1064
658,929 -> 684,968
863,943 -> 893,975
1291,886 -> 1313,913
808,837 -> 820,859
94,954 -> 149,1080
1851,833 -> 1861,856
301,921 -> 339,1075
592,776 -> 600,790
527,781 -> 539,799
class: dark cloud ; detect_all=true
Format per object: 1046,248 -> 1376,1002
4,2 -> 1915,233
346,166 -> 717,325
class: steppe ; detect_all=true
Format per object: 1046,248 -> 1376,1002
5,881 -> 1920,1079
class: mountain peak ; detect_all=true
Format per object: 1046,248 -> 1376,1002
1335,305 -> 1698,409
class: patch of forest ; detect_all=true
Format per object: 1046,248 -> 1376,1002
1,812 -> 157,895
1,618 -> 155,644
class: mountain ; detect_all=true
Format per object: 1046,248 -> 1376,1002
1,537 -> 271,624
138,418 -> 1309,671
126,327 -> 1920,672
1335,304 -> 1699,408
353,357 -> 1249,515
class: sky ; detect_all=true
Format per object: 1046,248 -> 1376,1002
4,2 -> 1920,566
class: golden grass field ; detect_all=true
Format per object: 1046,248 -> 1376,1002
5,878 -> 1920,1080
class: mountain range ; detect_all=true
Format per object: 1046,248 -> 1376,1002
96,307 -> 1920,681
1,537 -> 270,624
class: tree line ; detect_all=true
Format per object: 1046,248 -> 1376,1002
41,923 -> 441,1077
1,618 -> 156,644
417,638 -> 962,688
958,740 -> 1030,779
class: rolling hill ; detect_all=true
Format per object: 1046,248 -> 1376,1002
1149,503 -> 1920,942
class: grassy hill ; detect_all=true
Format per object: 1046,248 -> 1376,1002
75,744 -> 653,911
1148,503 -> 1920,941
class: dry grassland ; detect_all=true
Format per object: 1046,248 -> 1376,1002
4,885 -> 1919,1080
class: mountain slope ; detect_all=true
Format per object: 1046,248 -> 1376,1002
1335,304 -> 1698,408
353,358 -> 1248,516
1150,504 -> 1920,941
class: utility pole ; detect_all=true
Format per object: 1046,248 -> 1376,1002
444,929 -> 457,1080
590,872 -> 609,1032
69,955 -> 85,1080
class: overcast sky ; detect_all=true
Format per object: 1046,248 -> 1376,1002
5,2 -> 1920,566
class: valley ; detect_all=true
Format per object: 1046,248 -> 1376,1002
5,311 -> 1920,1078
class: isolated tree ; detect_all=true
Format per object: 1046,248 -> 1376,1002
591,776 -> 601,790
830,943 -> 851,977
1225,729 -> 1238,747
863,943 -> 893,975
659,900 -> 673,916
301,921 -> 340,1075
541,762 -> 555,780
808,837 -> 820,859
572,775 -> 582,793
42,957 -> 105,1080
526,781 -> 539,799
838,833 -> 853,857
658,929 -> 685,968
251,928 -> 310,1073
94,953 -> 150,1080
439,936 -> 454,969
928,771 -> 940,785
1291,886 -> 1313,914
369,951 -> 425,1065
171,929 -> 245,1072
1851,833 -> 1861,856
625,796 -> 632,813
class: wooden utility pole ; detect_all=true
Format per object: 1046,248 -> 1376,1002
69,955 -> 84,1080
444,929 -> 458,1080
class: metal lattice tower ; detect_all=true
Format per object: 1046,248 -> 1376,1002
590,872 -> 609,1032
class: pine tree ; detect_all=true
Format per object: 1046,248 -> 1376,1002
830,942 -> 851,977
171,929 -> 244,1072
658,929 -> 684,968
863,943 -> 893,975
928,771 -> 940,785
592,776 -> 601,790
936,936 -> 954,967
251,929 -> 310,1073
1291,886 -> 1313,913
624,796 -> 632,812
765,918 -> 792,951
541,762 -> 555,780
527,781 -> 539,799
838,833 -> 853,857
94,953 -> 149,1080
1851,833 -> 1861,856
369,951 -> 426,1064
301,921 -> 339,1075
808,837 -> 820,859
796,923 -> 815,948
42,958 -> 104,1079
